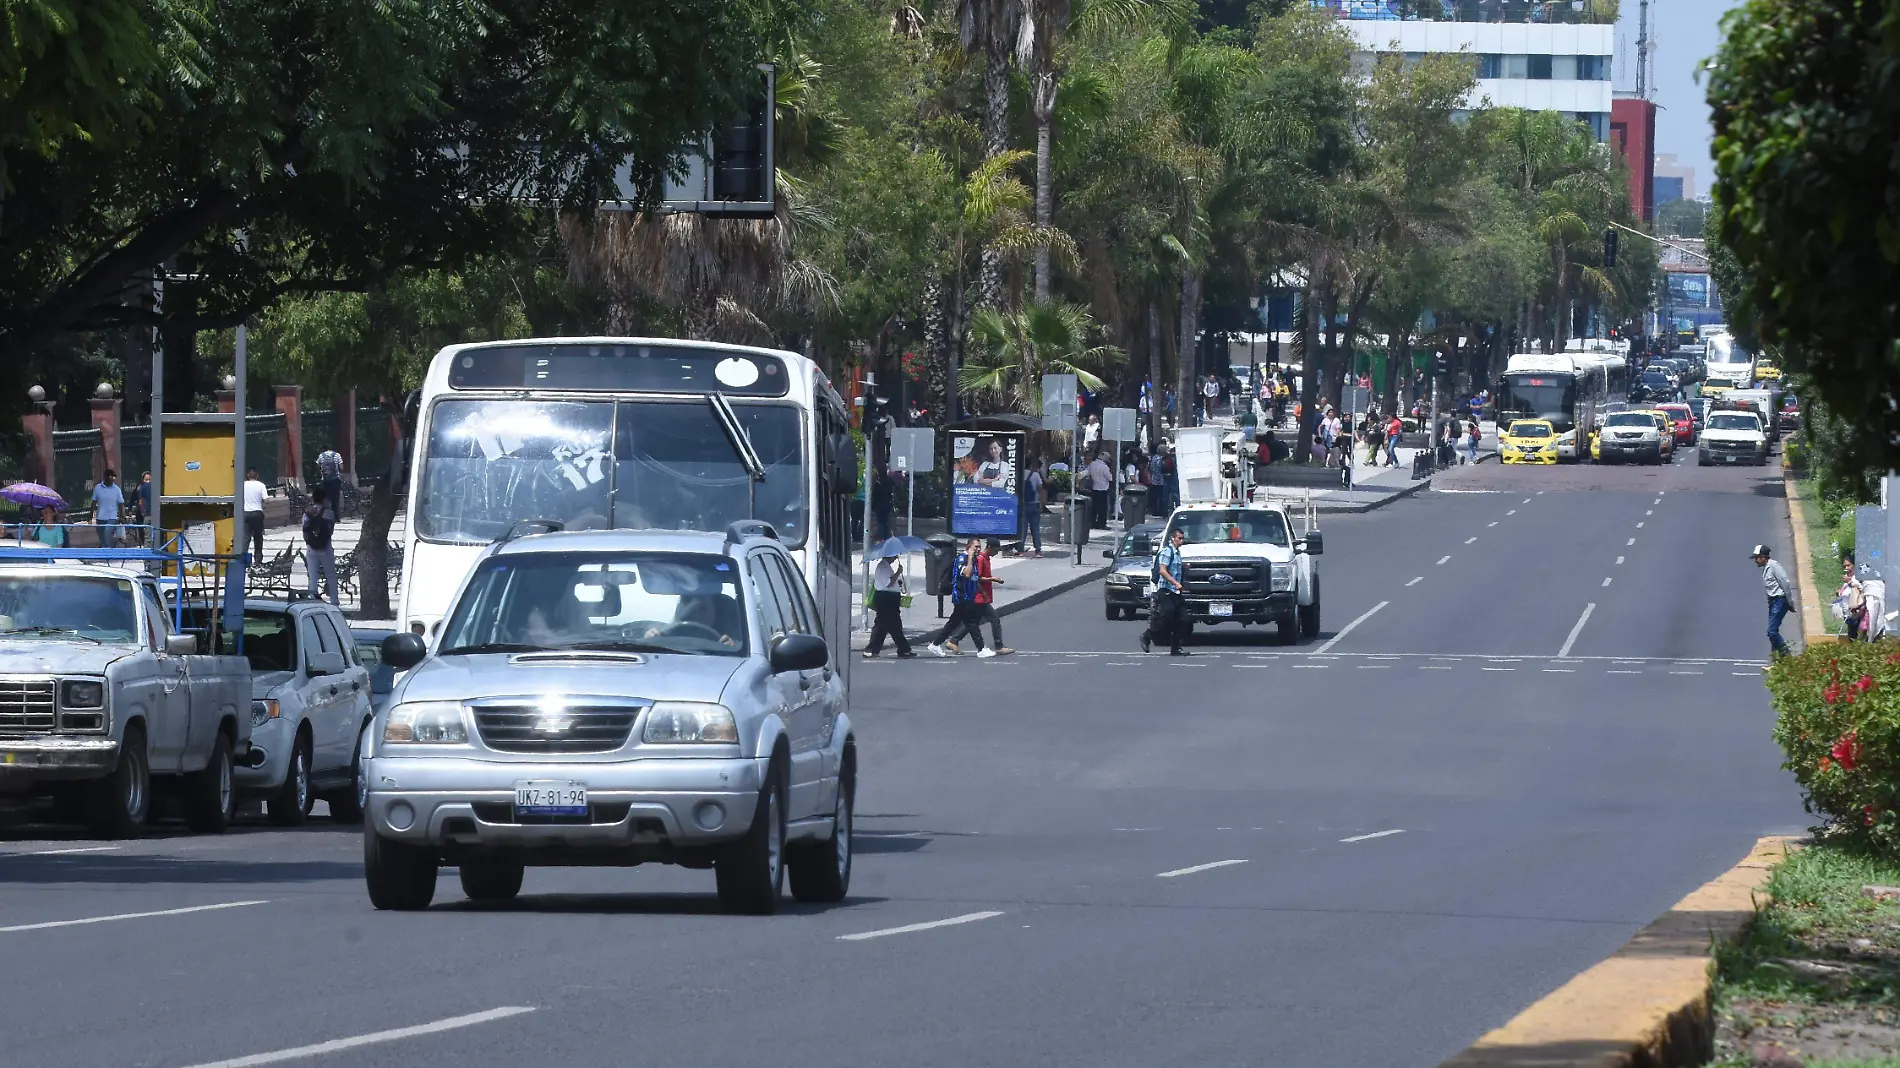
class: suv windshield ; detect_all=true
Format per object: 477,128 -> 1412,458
1605,413 -> 1655,428
440,551 -> 748,657
0,576 -> 137,642
1167,509 -> 1290,547
1117,531 -> 1155,557
1708,413 -> 1761,432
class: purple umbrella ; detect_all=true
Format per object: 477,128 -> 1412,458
0,482 -> 65,510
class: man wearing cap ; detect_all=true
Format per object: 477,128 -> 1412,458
1753,544 -> 1795,657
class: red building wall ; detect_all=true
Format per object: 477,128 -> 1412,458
1609,97 -> 1657,222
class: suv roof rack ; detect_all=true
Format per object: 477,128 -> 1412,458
726,520 -> 779,544
501,519 -> 564,542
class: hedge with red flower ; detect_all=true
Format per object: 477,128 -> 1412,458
1770,645 -> 1900,851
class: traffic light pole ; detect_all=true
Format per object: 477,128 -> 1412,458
860,371 -> 875,632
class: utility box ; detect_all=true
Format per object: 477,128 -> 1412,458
1174,426 -> 1226,503
163,424 -> 237,499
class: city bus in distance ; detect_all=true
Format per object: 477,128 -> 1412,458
1493,353 -> 1610,462
395,337 -> 857,672
1704,334 -> 1755,390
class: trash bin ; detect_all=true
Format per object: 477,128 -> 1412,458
1067,493 -> 1090,546
1411,452 -> 1433,480
924,534 -> 958,598
1120,484 -> 1149,525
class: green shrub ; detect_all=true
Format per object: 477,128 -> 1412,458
1783,439 -> 1808,469
1047,470 -> 1072,495
1770,644 -> 1900,853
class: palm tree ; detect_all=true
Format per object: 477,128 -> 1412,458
959,300 -> 1124,414
956,0 -> 1028,308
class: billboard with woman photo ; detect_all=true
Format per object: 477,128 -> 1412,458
948,432 -> 1022,537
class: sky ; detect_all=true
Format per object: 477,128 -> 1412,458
1614,0 -> 1742,196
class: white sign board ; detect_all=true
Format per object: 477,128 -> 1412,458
890,427 -> 936,473
1042,373 -> 1078,431
1102,407 -> 1138,443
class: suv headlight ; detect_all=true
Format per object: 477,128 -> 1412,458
643,702 -> 739,744
383,701 -> 469,744
60,679 -> 105,709
1107,572 -> 1131,586
251,698 -> 280,727
1270,562 -> 1294,591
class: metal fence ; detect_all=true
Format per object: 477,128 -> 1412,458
302,408 -> 338,485
51,428 -> 101,512
246,412 -> 284,486
120,424 -> 150,480
356,406 -> 393,487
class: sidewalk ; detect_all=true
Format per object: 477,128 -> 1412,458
852,545 -> 1110,646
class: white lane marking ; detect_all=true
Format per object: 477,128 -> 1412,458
1341,829 -> 1406,843
1537,491 -> 1546,495
1645,510 -> 1653,516
1421,665 -> 1453,670
1522,498 -> 1532,504
1507,509 -> 1517,515
1616,556 -> 1624,565
1357,664 -> 1389,670
1487,521 -> 1498,528
1436,555 -> 1451,566
1658,491 -> 1666,496
1292,664 -> 1329,669
1482,666 -> 1514,671
1670,671 -> 1704,675
1543,668 -> 1575,673
1557,603 -> 1597,658
177,1006 -> 536,1068
1157,859 -> 1249,878
1465,537 -> 1478,545
1608,669 -> 1641,674
1315,600 -> 1389,655
0,899 -> 268,934
1636,521 -> 1644,528
1405,576 -> 1424,587
839,911 -> 1005,941
1601,576 -> 1612,587
1733,671 -> 1757,676
1654,498 -> 1662,504
1627,537 -> 1636,546
10,846 -> 120,857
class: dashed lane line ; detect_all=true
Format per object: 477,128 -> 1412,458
838,911 -> 1006,942
1,900 -> 269,934
1465,537 -> 1478,544
1627,538 -> 1636,546
1557,603 -> 1597,658
1602,576 -> 1612,587
177,1007 -> 538,1068
8,846 -> 120,857
1487,522 -> 1498,528
1157,859 -> 1250,878
1436,555 -> 1451,566
1341,829 -> 1406,843
1314,600 -> 1389,655
1406,576 -> 1424,587
1616,556 -> 1624,565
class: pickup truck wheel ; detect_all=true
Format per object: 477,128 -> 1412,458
1299,579 -> 1322,639
364,830 -> 437,910
327,722 -> 368,826
86,724 -> 149,838
458,855 -> 525,902
184,732 -> 236,833
267,734 -> 312,827
789,765 -> 853,904
716,764 -> 786,915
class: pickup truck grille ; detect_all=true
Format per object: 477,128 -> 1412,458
472,706 -> 639,754
0,678 -> 56,733
1705,438 -> 1756,452
1182,560 -> 1265,597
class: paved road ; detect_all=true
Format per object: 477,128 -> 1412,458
0,449 -> 1805,1068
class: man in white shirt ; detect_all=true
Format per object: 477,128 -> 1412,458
863,554 -> 914,658
1754,543 -> 1795,657
1086,451 -> 1113,530
242,468 -> 269,563
1201,375 -> 1219,423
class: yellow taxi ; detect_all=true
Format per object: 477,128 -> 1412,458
1500,419 -> 1559,464
1755,360 -> 1783,382
1701,382 -> 1733,398
1638,409 -> 1676,460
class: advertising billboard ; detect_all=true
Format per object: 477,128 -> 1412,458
948,432 -> 1023,538
1666,272 -> 1710,308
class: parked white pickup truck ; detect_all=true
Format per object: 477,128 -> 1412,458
0,563 -> 252,836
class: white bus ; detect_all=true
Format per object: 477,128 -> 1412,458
395,337 -> 857,665
1494,353 -> 1611,461
1704,334 -> 1756,389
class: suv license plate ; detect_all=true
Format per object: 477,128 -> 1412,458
1726,455 -> 1737,463
1210,602 -> 1234,617
515,780 -> 587,816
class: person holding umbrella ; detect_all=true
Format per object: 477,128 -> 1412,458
862,539 -> 915,659
1,482 -> 66,545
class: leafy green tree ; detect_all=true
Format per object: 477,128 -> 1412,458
1707,0 -> 1900,476
959,300 -> 1124,413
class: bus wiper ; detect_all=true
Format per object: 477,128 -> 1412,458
437,642 -> 544,655
0,626 -> 101,644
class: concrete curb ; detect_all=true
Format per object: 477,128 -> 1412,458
1437,836 -> 1795,1068
1782,463 -> 1838,646
994,564 -> 1113,619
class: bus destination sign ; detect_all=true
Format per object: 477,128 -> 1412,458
447,343 -> 790,397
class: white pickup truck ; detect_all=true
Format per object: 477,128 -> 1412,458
1160,500 -> 1323,642
0,562 -> 252,836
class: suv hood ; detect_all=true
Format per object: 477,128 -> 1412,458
392,652 -> 743,708
0,641 -> 139,675
1179,541 -> 1293,563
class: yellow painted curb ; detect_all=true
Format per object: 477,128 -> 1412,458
1782,463 -> 1839,646
1437,836 -> 1797,1068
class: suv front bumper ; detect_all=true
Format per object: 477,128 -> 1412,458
0,737 -> 121,785
1181,591 -> 1295,624
366,753 -> 769,849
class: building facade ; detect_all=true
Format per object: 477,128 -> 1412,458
1609,96 -> 1656,221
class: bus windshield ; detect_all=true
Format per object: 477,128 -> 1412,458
1496,375 -> 1577,427
417,398 -> 807,546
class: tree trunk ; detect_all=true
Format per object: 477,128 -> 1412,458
1175,270 -> 1202,428
1386,329 -> 1410,413
1320,273 -> 1342,411
1147,300 -> 1163,447
978,50 -> 1010,310
1294,282 -> 1319,463
352,409 -> 404,620
1032,74 -> 1057,304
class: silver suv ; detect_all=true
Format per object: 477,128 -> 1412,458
364,523 -> 855,914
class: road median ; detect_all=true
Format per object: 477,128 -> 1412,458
1782,461 -> 1838,646
1437,836 -> 1795,1068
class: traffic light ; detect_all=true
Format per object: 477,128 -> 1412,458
1433,352 -> 1449,379
1603,228 -> 1618,268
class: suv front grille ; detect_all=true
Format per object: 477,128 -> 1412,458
472,706 -> 640,754
0,678 -> 56,733
1182,560 -> 1265,596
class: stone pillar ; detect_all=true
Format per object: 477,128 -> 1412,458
273,384 -> 302,484
21,398 -> 55,487
90,391 -> 122,484
335,389 -> 358,478
214,389 -> 236,414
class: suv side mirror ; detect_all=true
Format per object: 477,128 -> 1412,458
165,634 -> 198,655
1102,549 -> 1114,559
307,650 -> 346,676
769,633 -> 828,673
381,632 -> 428,671
1299,531 -> 1325,556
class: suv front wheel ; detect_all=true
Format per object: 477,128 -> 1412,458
790,762 -> 853,904
717,764 -> 786,915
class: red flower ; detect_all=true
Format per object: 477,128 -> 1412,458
1833,732 -> 1862,772
1819,756 -> 1834,772
1857,675 -> 1876,693
1824,683 -> 1844,705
